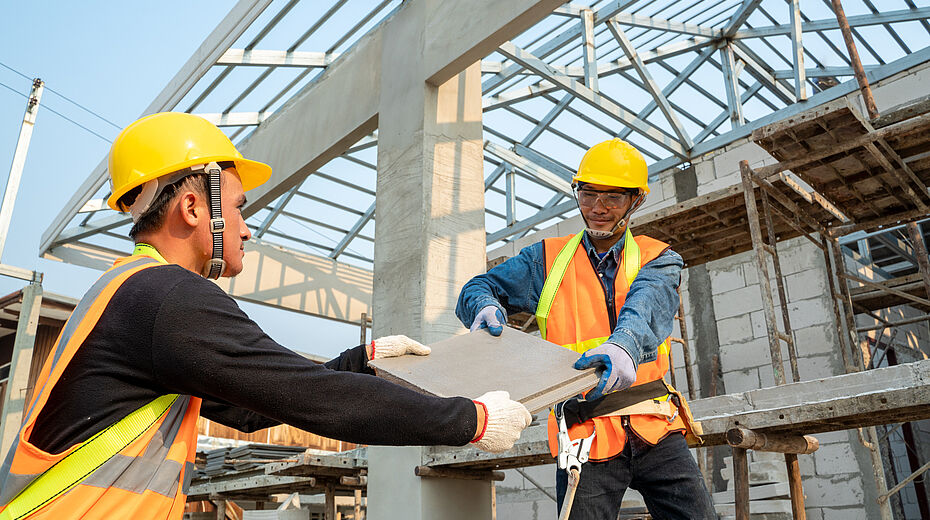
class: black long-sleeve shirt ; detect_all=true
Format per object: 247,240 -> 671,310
31,264 -> 476,454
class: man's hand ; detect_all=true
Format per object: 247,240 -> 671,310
471,391 -> 533,453
369,335 -> 431,360
470,306 -> 505,336
573,342 -> 637,400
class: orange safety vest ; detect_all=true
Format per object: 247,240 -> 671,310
543,231 -> 686,461
0,254 -> 202,519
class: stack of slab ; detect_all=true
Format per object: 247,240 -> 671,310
196,444 -> 307,477
199,447 -> 233,477
227,444 -> 307,472
714,452 -> 792,520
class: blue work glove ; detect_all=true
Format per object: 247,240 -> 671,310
573,342 -> 637,400
470,305 -> 505,336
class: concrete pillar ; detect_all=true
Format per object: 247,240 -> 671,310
0,282 -> 43,460
372,3 -> 485,344
369,1 -> 489,519
673,167 -> 727,493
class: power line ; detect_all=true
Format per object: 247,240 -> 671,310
0,78 -> 112,143
0,59 -> 121,130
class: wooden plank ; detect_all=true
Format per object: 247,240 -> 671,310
369,327 -> 597,414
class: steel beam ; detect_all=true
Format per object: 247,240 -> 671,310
330,203 -> 375,260
484,141 -> 573,195
217,49 -> 341,67
721,45 -> 744,127
581,9 -> 598,91
734,7 -> 930,39
724,0 -> 765,37
481,0 -> 637,94
608,19 -> 693,149
497,42 -> 686,157
613,12 -> 722,38
0,282 -> 43,461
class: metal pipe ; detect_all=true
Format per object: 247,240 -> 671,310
831,0 -> 880,119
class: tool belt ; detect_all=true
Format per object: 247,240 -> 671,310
560,379 -> 704,446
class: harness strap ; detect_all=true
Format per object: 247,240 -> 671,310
0,395 -> 179,520
535,231 -> 584,340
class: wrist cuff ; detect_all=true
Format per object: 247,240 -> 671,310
470,401 -> 489,443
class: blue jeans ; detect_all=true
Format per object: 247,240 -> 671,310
555,429 -> 716,520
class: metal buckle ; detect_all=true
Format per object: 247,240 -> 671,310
210,218 -> 226,233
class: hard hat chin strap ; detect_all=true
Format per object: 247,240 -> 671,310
191,162 -> 226,279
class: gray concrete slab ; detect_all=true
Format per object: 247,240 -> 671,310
369,327 -> 597,414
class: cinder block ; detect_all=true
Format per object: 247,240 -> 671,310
802,474 -> 865,508
813,442 -> 860,476
785,269 -> 826,302
778,239 -> 824,276
720,461 -> 788,484
750,311 -> 767,339
792,325 -> 837,357
711,264 -> 746,294
804,508 -> 825,520
821,506 -> 867,520
798,355 -> 835,382
717,314 -> 755,345
713,482 -> 789,503
695,159 -> 715,185
788,298 -> 831,329
723,367 -> 761,393
713,285 -> 764,320
715,499 -> 792,516
720,338 -> 771,373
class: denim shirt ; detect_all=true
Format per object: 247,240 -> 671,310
455,232 -> 683,369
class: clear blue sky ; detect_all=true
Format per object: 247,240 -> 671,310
0,1 -> 360,358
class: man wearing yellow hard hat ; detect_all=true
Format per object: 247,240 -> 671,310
0,112 -> 532,520
457,139 -> 713,518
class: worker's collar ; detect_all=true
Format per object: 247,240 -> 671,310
133,243 -> 168,264
581,231 -> 624,263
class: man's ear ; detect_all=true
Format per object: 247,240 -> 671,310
178,191 -> 201,228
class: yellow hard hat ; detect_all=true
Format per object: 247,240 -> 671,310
574,138 -> 649,194
107,112 -> 272,211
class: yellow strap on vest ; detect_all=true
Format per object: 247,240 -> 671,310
535,231 -> 584,340
0,394 -> 179,520
536,229 -> 638,342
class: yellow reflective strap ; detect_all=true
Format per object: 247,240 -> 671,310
535,231 -> 584,340
561,336 -> 609,354
622,228 -> 639,286
1,394 -> 179,520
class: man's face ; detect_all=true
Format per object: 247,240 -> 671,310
218,168 -> 250,277
576,183 -> 635,234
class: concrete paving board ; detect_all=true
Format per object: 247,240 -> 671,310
369,327 -> 597,413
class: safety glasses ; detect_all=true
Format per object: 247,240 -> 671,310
575,188 -> 636,209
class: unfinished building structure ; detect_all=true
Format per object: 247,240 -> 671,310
14,0 -> 930,518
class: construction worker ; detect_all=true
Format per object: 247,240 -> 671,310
456,139 -> 714,519
0,112 -> 532,520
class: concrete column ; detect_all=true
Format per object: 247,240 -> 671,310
0,282 -> 43,460
369,2 -> 489,519
372,1 -> 485,344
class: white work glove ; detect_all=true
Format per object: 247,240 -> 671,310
370,335 -> 431,360
470,305 -> 505,336
471,391 -> 533,453
573,342 -> 637,400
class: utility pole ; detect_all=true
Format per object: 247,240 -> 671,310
0,78 -> 44,261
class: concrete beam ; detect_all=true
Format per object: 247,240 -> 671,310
43,240 -> 371,325
218,239 -> 371,326
239,0 -> 564,216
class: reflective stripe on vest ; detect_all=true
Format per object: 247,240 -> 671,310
538,231 -> 685,460
0,251 -> 202,519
